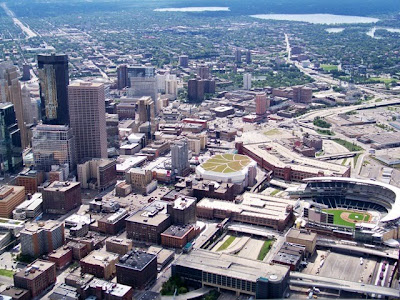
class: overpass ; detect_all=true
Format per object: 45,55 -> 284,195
317,239 -> 398,260
227,224 -> 277,239
317,151 -> 361,161
162,287 -> 212,300
290,272 -> 399,298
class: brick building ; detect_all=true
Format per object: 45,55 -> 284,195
236,142 -> 350,182
126,210 -> 171,244
106,237 -> 132,255
0,286 -> 30,300
286,228 -> 317,255
16,169 -> 44,195
80,250 -> 118,280
161,225 -> 200,248
20,221 -> 65,257
14,260 -> 56,298
292,86 -> 313,103
77,158 -> 117,190
48,246 -> 73,269
79,278 -> 133,300
0,185 -> 25,218
97,208 -> 128,235
67,241 -> 89,260
116,250 -> 157,289
196,194 -> 295,231
166,196 -> 196,225
42,181 -> 81,214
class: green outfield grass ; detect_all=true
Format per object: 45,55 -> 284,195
349,212 -> 370,222
322,209 -> 370,228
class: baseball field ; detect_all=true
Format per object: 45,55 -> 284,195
322,209 -> 372,228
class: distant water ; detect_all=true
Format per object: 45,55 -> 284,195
154,7 -> 230,12
367,27 -> 400,38
251,14 -> 379,24
326,28 -> 345,33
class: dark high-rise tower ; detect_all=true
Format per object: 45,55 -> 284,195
117,64 -> 128,90
246,50 -> 252,64
37,54 -> 69,125
0,103 -> 23,173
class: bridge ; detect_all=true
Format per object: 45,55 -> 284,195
290,273 -> 399,298
316,151 -> 361,161
317,239 -> 398,260
227,224 -> 277,239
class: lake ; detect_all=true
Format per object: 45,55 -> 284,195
326,28 -> 345,33
250,14 -> 379,25
154,7 -> 230,12
367,27 -> 400,38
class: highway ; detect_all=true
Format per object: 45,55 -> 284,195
290,272 -> 399,298
283,34 -> 399,120
284,33 -> 291,62
0,3 -> 38,39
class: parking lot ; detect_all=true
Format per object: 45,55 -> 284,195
304,250 -> 377,284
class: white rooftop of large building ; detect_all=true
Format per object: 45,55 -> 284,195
198,193 -> 297,221
244,142 -> 349,176
196,153 -> 256,184
174,249 -> 289,283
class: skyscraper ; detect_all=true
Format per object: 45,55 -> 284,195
243,73 -> 252,90
156,73 -> 166,93
127,66 -> 157,101
179,55 -> 189,68
137,96 -> 156,140
32,124 -> 76,172
21,85 -> 38,125
0,62 -> 28,148
0,103 -> 23,173
165,74 -> 178,99
255,92 -> 269,115
187,78 -> 204,102
22,64 -> 31,81
292,86 -> 313,103
37,54 -> 69,125
197,65 -> 210,79
235,48 -> 242,63
171,139 -> 189,176
116,64 -> 128,90
246,50 -> 252,64
68,82 -> 107,163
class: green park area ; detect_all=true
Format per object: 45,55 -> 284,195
217,236 -> 236,251
257,239 -> 274,260
333,139 -> 363,151
0,269 -> 14,278
368,77 -> 397,84
264,129 -> 281,136
321,64 -> 338,72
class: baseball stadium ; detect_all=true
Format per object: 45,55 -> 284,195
296,177 -> 400,242
196,153 -> 257,186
